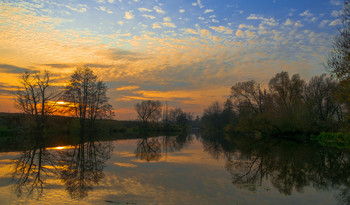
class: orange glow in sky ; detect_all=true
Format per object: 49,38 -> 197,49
0,0 -> 342,120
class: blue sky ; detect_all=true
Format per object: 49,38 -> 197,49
0,0 -> 344,119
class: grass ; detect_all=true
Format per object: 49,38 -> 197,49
312,132 -> 350,149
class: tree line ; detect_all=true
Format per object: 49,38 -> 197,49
201,72 -> 345,138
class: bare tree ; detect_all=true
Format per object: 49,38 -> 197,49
15,70 -> 60,130
134,100 -> 162,124
230,80 -> 268,114
62,66 -> 113,129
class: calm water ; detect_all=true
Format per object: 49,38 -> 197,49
0,133 -> 349,204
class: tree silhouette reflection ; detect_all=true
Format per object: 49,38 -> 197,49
201,133 -> 350,202
135,132 -> 193,162
11,135 -> 57,198
57,139 -> 113,199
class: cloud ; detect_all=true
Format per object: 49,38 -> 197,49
247,14 -> 278,26
209,26 -> 233,34
330,0 -> 342,6
329,19 -> 342,26
0,82 -> 16,95
300,10 -> 313,17
152,23 -> 161,28
200,29 -> 211,37
0,64 -> 30,73
197,0 -> 204,8
319,20 -> 330,27
162,22 -> 176,28
138,8 -> 152,12
124,11 -> 134,19
284,18 -> 293,26
42,64 -> 73,68
185,28 -> 198,35
179,9 -> 185,13
163,17 -> 171,22
245,30 -> 256,37
204,9 -> 213,14
235,29 -> 244,37
143,14 -> 155,19
97,48 -> 144,61
65,4 -> 87,13
331,10 -> 341,17
118,20 -> 124,25
294,20 -> 304,27
153,6 -> 165,14
116,86 -> 140,91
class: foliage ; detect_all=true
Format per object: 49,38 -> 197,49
201,100 -> 238,132
327,0 -> 350,122
202,71 -> 345,140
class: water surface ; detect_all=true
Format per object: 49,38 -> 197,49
0,134 -> 348,204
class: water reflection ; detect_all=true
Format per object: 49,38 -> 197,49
57,139 -> 113,199
7,130 -> 350,204
11,136 -> 57,198
201,132 -> 350,204
10,134 -> 113,200
135,132 -> 193,162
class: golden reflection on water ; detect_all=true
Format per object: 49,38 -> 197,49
114,162 -> 138,168
46,145 -> 76,150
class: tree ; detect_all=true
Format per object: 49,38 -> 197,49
201,102 -> 223,129
230,80 -> 268,114
15,70 -> 59,131
168,108 -> 193,127
62,66 -> 113,130
134,100 -> 162,124
327,0 -> 350,117
269,71 -> 305,110
303,74 -> 343,128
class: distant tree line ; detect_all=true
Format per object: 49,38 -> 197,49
134,100 -> 193,131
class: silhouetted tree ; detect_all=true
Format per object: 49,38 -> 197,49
134,100 -> 162,125
231,80 -> 269,114
15,70 -> 60,131
62,66 -> 113,130
168,107 -> 193,128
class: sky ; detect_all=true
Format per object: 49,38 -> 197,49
0,0 -> 344,120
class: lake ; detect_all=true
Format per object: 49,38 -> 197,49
0,133 -> 349,205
